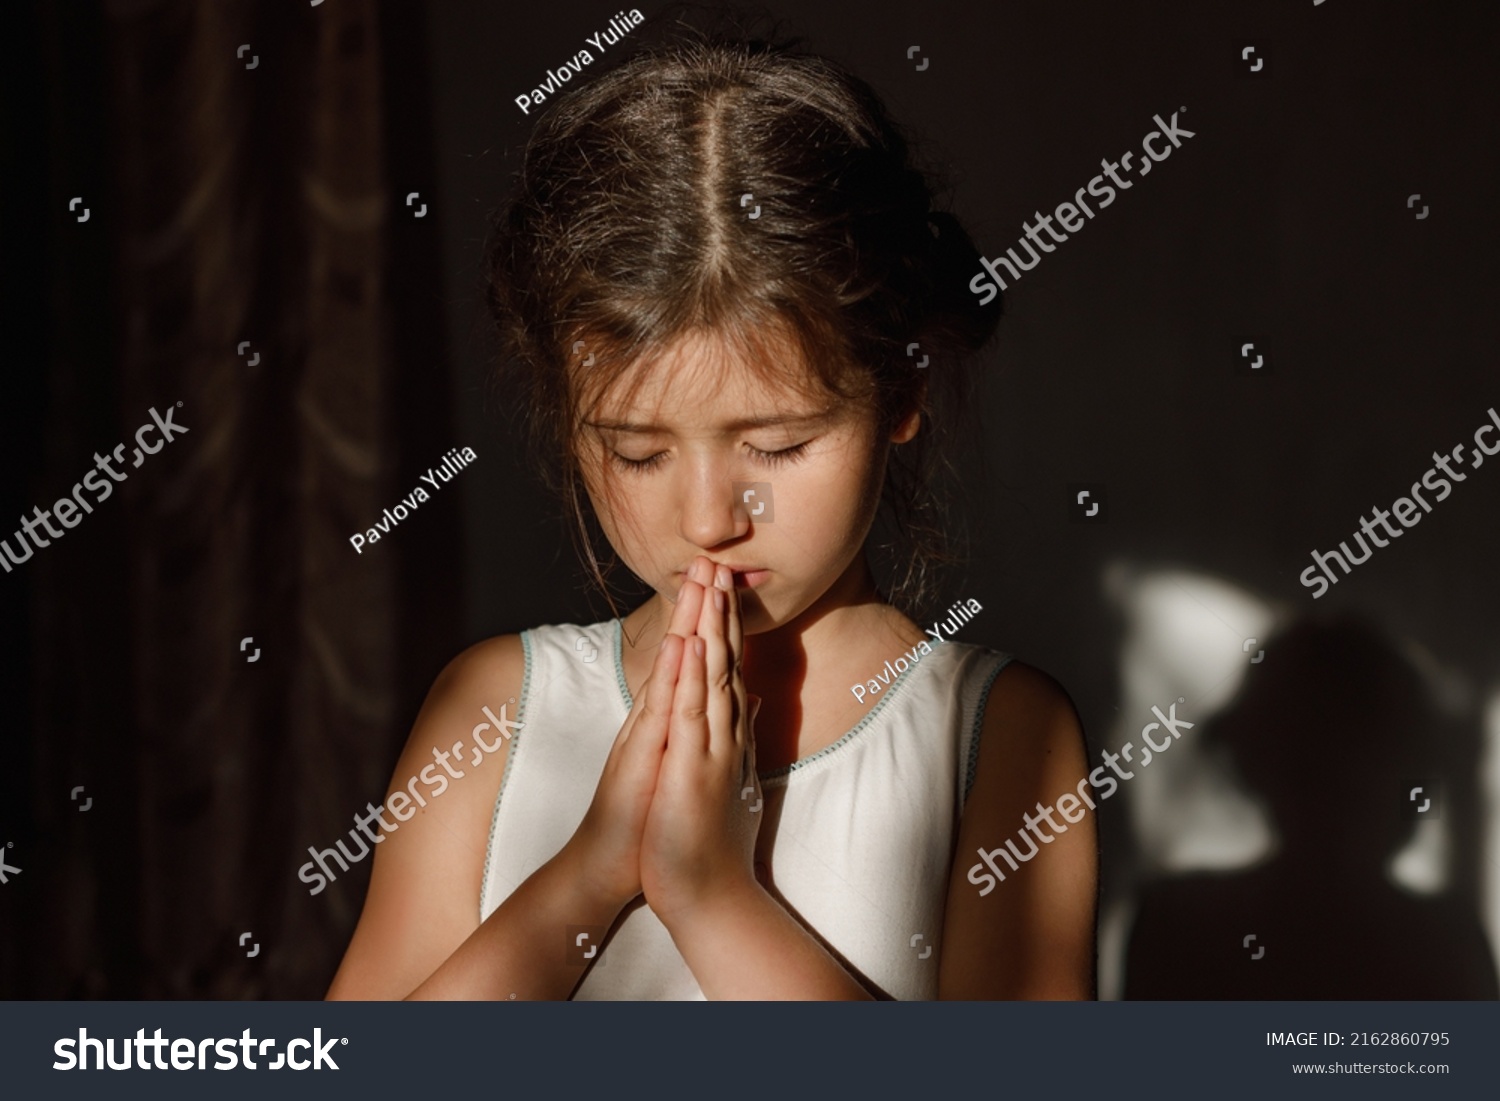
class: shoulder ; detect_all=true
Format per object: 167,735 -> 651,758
395,631 -> 529,824
421,633 -> 526,715
422,617 -> 620,720
387,630 -> 530,847
983,658 -> 1075,716
976,659 -> 1084,767
967,660 -> 1089,825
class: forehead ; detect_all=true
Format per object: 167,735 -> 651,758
586,327 -> 830,424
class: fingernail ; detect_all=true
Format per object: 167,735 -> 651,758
716,564 -> 731,590
713,588 -> 725,611
693,637 -> 705,657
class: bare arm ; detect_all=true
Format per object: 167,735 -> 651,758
664,882 -> 875,1000
325,635 -> 622,1001
938,661 -> 1098,1000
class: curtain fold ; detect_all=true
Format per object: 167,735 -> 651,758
8,0 -> 447,998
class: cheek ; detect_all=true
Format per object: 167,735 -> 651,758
787,435 -> 886,549
831,427 -> 887,515
577,456 -> 629,543
580,463 -> 669,570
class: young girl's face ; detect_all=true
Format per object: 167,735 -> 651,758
577,329 -> 918,632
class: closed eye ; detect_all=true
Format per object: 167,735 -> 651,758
747,441 -> 810,467
609,441 -> 812,474
610,450 -> 669,473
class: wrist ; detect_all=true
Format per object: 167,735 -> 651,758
551,837 -> 637,916
654,873 -> 768,938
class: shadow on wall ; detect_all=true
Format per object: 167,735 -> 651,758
1122,616 -> 1498,998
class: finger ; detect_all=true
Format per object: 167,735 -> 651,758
670,634 -> 711,756
620,633 -> 683,752
680,556 -> 716,622
624,617 -> 689,722
743,694 -> 762,784
697,567 -> 728,681
635,560 -> 704,756
723,564 -> 743,674
698,571 -> 735,758
669,575 -> 706,642
723,566 -> 746,741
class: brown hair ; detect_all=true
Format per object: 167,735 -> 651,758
484,15 -> 1001,621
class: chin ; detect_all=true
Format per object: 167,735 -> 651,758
741,583 -> 828,634
736,593 -> 775,632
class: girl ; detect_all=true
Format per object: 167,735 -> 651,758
328,26 -> 1096,1001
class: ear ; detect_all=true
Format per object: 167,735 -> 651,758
891,404 -> 922,444
889,373 -> 927,444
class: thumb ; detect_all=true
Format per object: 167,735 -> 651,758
749,694 -> 763,727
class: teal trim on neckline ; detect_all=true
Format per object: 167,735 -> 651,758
611,618 -> 632,714
612,622 -> 941,786
757,651 -> 925,784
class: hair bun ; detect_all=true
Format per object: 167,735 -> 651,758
922,210 -> 1003,352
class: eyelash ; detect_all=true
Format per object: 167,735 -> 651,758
610,441 -> 811,473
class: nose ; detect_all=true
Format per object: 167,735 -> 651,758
677,464 -> 749,549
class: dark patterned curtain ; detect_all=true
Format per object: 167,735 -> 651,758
2,0 -> 458,998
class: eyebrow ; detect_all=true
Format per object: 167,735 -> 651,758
582,410 -> 835,434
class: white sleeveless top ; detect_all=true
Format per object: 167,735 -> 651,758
479,618 -> 1012,1000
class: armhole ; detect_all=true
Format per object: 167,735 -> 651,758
477,629 -> 536,920
959,652 -> 1014,813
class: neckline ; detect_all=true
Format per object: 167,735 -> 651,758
609,617 -> 938,784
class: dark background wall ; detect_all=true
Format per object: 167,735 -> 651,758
2,0 -> 1496,999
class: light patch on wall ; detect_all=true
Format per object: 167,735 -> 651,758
1479,690 -> 1500,972
1102,562 -> 1278,874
